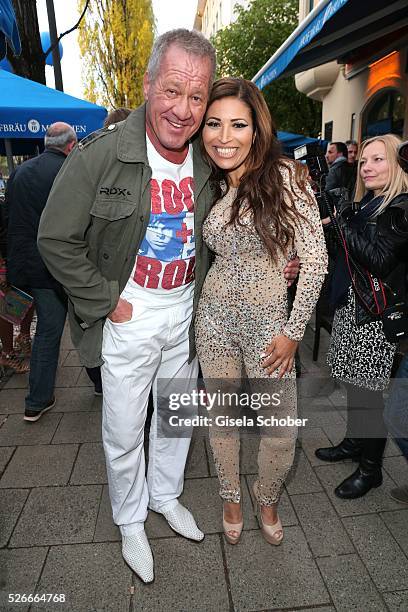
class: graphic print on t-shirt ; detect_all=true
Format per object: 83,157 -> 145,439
130,137 -> 195,293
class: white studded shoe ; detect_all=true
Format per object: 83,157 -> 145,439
122,530 -> 154,583
161,502 -> 204,541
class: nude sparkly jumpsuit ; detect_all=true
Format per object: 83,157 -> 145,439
195,165 -> 327,506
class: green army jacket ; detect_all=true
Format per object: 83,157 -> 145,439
37,104 -> 213,368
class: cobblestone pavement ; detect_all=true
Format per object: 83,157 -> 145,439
1,324 -> 407,612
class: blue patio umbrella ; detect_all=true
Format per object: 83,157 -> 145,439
0,70 -> 107,140
0,70 -> 107,170
0,0 -> 21,59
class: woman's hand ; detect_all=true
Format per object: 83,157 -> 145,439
283,256 -> 300,287
261,335 -> 299,379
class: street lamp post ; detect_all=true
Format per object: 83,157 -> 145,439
45,0 -> 63,91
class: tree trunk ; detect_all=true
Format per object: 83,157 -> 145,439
7,0 -> 45,84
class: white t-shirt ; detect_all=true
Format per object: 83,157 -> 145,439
124,135 -> 195,301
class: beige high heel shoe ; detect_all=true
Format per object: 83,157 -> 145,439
253,484 -> 283,546
222,503 -> 243,545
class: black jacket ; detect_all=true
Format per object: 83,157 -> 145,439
325,157 -> 355,195
338,193 -> 408,326
6,149 -> 67,289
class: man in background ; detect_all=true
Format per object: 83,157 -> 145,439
325,141 -> 355,201
346,139 -> 358,165
7,122 -> 77,421
346,139 -> 358,195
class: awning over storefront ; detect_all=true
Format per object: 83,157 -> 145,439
253,0 -> 408,89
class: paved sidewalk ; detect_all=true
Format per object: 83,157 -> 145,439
1,324 -> 408,612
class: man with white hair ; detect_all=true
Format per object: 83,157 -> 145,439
38,31 -> 214,584
6,122 -> 77,421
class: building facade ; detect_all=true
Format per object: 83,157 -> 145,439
194,0 -> 248,39
295,0 -> 408,142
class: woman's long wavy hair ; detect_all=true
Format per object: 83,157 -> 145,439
354,134 -> 408,215
201,77 -> 314,262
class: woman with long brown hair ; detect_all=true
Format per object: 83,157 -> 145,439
195,78 -> 327,545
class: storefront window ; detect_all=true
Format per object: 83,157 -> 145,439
362,89 -> 405,139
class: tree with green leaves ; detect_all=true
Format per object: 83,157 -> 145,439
212,0 -> 321,136
78,0 -> 155,109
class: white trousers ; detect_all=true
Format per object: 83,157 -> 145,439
101,287 -> 198,536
